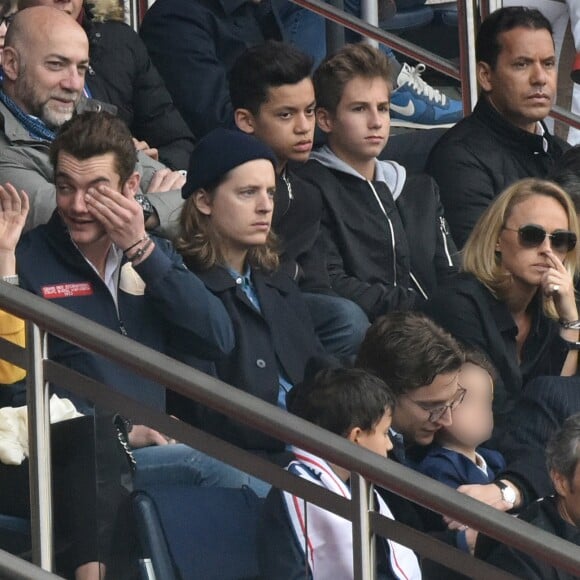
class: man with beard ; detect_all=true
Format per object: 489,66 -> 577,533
0,6 -> 185,237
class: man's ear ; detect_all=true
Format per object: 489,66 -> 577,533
551,469 -> 569,497
123,172 -> 141,198
316,108 -> 334,134
193,189 -> 212,216
234,108 -> 256,134
346,426 -> 362,445
477,61 -> 493,92
2,47 -> 20,81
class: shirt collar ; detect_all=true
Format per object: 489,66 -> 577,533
226,264 -> 252,284
78,239 -> 123,304
535,121 -> 549,153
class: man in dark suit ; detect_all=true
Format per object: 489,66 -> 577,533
140,0 -> 285,138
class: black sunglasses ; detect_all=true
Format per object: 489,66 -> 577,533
503,224 -> 577,253
0,13 -> 14,27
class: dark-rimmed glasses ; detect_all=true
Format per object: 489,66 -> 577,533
503,224 -> 577,253
407,386 -> 467,423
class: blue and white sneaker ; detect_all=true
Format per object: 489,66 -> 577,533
390,63 -> 463,129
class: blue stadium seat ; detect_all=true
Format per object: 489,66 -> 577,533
133,484 -> 263,580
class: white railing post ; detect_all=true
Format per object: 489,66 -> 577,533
351,473 -> 374,580
465,0 -> 479,110
26,322 -> 53,571
361,0 -> 379,48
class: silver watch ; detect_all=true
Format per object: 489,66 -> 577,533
495,481 -> 516,506
1,275 -> 19,286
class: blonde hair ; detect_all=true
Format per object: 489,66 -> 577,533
175,192 -> 279,273
463,178 -> 579,319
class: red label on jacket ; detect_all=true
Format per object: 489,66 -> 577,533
41,282 -> 93,299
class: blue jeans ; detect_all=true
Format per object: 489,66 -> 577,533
278,1 -> 397,64
133,444 -> 271,498
303,293 -> 369,358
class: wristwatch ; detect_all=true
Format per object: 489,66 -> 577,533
495,480 -> 516,506
134,193 -> 154,222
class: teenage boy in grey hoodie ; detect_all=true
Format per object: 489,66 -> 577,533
299,43 -> 458,321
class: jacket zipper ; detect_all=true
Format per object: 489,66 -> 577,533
281,171 -> 293,200
367,181 -> 397,287
409,272 -> 428,300
439,216 -> 454,267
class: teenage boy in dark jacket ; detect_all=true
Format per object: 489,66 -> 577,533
298,43 -> 458,322
229,40 -> 369,357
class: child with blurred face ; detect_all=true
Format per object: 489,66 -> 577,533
418,351 -> 506,489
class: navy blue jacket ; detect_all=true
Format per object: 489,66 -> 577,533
140,0 -> 284,137
417,445 -> 506,488
170,263 -> 325,452
16,212 -> 234,412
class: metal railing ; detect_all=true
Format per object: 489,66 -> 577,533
126,0 -> 580,129
0,283 -> 579,579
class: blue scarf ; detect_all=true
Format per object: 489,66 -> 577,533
0,90 -> 56,142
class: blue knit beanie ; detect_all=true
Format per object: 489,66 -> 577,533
182,128 -> 278,199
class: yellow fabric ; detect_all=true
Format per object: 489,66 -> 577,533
0,310 -> 25,384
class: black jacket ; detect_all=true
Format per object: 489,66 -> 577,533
480,495 -> 580,579
140,0 -> 284,138
170,265 -> 325,453
83,8 -> 195,170
274,166 -> 331,293
426,97 -> 567,247
298,152 -> 458,321
422,274 -> 568,431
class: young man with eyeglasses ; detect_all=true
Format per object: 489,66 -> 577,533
356,311 -> 465,453
356,311 -> 534,554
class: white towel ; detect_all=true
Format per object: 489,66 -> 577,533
0,394 -> 83,465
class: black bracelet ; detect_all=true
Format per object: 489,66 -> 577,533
127,238 -> 153,263
123,235 -> 149,255
559,319 -> 580,330
560,336 -> 580,350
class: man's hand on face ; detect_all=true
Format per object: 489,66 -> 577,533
146,168 -> 186,194
85,183 -> 149,251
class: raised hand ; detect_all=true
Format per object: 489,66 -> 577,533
0,184 -> 29,253
540,249 -> 577,323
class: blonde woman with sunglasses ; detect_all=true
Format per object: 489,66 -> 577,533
424,178 -> 579,446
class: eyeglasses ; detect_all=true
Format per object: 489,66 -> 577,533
503,224 -> 577,253
0,14 -> 14,27
407,386 -> 467,423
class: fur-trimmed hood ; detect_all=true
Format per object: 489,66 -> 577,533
84,0 -> 124,23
